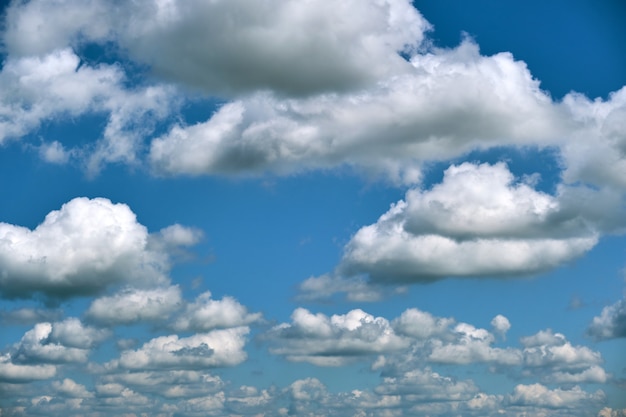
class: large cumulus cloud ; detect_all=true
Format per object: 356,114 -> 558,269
0,197 -> 194,300
300,162 -> 601,299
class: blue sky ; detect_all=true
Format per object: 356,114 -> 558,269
0,1 -> 625,416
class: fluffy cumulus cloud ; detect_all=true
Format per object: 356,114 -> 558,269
86,286 -> 183,325
266,308 -> 410,366
4,0 -> 428,96
0,197 -> 195,300
428,321 -> 522,366
2,0 -> 626,191
148,41 -> 563,181
172,291 -> 262,332
0,47 -> 175,172
300,163 -> 599,298
109,327 -> 249,371
587,298 -> 626,340
506,383 -> 605,410
0,353 -> 56,383
10,318 -> 109,365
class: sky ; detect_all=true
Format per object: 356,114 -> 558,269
0,0 -> 625,416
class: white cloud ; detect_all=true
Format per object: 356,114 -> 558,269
522,329 -> 602,370
392,308 -> 454,340
0,47 -> 176,174
429,322 -> 522,366
266,308 -> 410,366
560,87 -> 626,190
172,291 -> 262,332
0,197 -> 189,300
2,0 -> 113,56
598,407 -> 626,417
312,163 -> 598,293
38,141 -> 72,164
52,378 -> 93,398
491,315 -> 511,339
86,286 -> 183,325
0,307 -> 63,325
587,298 -> 626,340
148,40 -> 562,181
122,0 -> 428,96
0,353 -> 56,383
111,327 -> 249,370
11,319 -> 108,364
102,370 -> 224,399
48,317 -> 110,349
374,367 -> 479,401
506,384 -> 605,409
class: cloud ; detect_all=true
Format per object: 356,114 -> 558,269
52,378 -> 93,398
148,40 -> 563,181
0,197 -> 192,300
172,291 -> 262,332
560,87 -> 626,190
300,163 -> 599,299
0,307 -> 63,325
428,322 -> 522,366
101,370 -> 224,399
587,298 -> 626,340
391,308 -> 455,340
0,353 -> 56,383
109,327 -> 249,371
374,367 -> 479,401
86,286 -> 183,325
0,47 -> 177,175
265,308 -> 410,366
11,318 -> 109,364
506,384 -> 605,409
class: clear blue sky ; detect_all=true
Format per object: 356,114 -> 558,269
0,1 -> 625,416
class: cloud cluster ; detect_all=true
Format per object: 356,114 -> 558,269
86,286 -> 183,325
108,327 -> 249,371
0,197 -> 175,300
266,308 -> 410,366
300,163 -> 601,299
587,298 -> 626,340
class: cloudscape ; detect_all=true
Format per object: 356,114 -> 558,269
1,1 -> 625,416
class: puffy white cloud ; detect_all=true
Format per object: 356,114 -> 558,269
172,291 -> 262,332
491,315 -> 511,339
391,308 -> 454,340
428,322 -> 522,366
308,163 -> 598,294
2,0 -> 113,56
298,274 -> 406,302
506,384 -> 605,409
522,329 -> 602,370
0,307 -> 63,325
86,286 -> 183,325
0,47 -> 176,175
0,353 -> 56,383
148,40 -> 562,181
560,87 -> 626,190
119,0 -> 428,96
11,318 -> 109,364
111,327 -> 249,370
520,329 -> 607,384
4,0 -> 428,96
38,141 -> 72,164
0,197 -> 191,300
587,298 -> 626,340
102,370 -> 224,399
598,407 -> 626,417
266,308 -> 410,366
374,367 -> 479,401
52,378 -> 93,398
